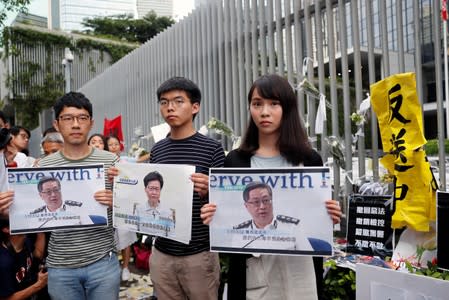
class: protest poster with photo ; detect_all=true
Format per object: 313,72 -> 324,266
209,167 -> 333,256
8,165 -> 107,234
113,163 -> 194,244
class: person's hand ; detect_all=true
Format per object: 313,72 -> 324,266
0,190 -> 14,215
107,166 -> 119,183
325,199 -> 341,224
200,203 -> 217,225
190,173 -> 209,198
94,189 -> 113,208
35,270 -> 48,289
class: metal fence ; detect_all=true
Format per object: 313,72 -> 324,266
79,0 -> 447,198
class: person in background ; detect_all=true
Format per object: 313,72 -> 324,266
88,134 -> 106,151
0,111 -> 10,129
37,92 -> 120,300
104,134 -> 137,282
0,128 -> 13,215
201,74 -> 341,300
0,216 -> 48,299
41,132 -> 64,157
6,126 -> 35,167
42,127 -> 57,137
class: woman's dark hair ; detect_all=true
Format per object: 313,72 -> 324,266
10,126 -> 31,139
239,74 -> 312,165
104,135 -> 120,152
143,171 -> 164,189
88,133 -> 106,147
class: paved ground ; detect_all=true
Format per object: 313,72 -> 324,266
119,261 -> 154,300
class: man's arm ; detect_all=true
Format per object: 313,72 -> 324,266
32,233 -> 46,260
0,271 -> 48,300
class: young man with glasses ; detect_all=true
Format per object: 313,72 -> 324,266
5,126 -> 34,167
148,77 -> 225,300
36,92 -> 120,300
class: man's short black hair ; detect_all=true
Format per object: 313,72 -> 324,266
43,127 -> 58,137
10,126 -> 30,139
156,77 -> 201,105
37,177 -> 60,192
0,111 -> 7,125
53,92 -> 93,119
242,181 -> 272,202
143,171 -> 164,189
0,128 -> 11,150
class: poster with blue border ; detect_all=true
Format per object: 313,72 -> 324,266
8,165 -> 107,233
209,167 -> 333,256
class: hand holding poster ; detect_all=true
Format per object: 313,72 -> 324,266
8,165 -> 108,233
209,167 -> 333,256
113,163 -> 194,244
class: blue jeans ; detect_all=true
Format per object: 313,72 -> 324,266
48,252 -> 120,300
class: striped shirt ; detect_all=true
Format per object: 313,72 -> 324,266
38,148 -> 118,268
150,132 -> 225,256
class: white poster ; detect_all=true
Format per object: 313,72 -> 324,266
209,167 -> 333,256
8,165 -> 107,233
113,163 -> 194,244
357,263 -> 449,300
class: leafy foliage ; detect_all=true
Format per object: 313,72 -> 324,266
405,259 -> 449,281
323,260 -> 356,300
2,26 -> 136,129
81,11 -> 175,44
0,0 -> 30,27
424,139 -> 449,155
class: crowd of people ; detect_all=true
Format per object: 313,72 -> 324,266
0,74 -> 341,300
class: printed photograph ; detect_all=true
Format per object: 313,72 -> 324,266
113,163 -> 194,244
209,167 -> 333,256
8,165 -> 107,233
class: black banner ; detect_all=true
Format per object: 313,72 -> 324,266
346,194 -> 393,257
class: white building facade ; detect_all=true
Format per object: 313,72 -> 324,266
50,0 -> 173,32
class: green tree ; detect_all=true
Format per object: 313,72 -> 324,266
0,0 -> 30,27
81,11 -> 174,44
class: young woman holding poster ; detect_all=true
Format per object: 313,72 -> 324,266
201,74 -> 341,300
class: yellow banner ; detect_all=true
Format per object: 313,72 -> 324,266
390,150 -> 435,231
370,72 -> 426,151
371,73 -> 435,231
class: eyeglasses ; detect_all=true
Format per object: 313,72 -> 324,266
158,99 -> 185,107
58,114 -> 91,124
18,133 -> 29,140
246,199 -> 272,207
40,188 -> 61,196
146,186 -> 160,191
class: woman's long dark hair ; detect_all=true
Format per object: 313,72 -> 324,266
239,74 -> 312,165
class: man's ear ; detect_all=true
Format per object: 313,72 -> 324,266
192,102 -> 200,115
53,120 -> 60,132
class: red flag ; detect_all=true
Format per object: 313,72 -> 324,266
443,0 -> 448,21
103,115 -> 124,151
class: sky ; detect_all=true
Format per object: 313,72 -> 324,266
6,0 -> 194,25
